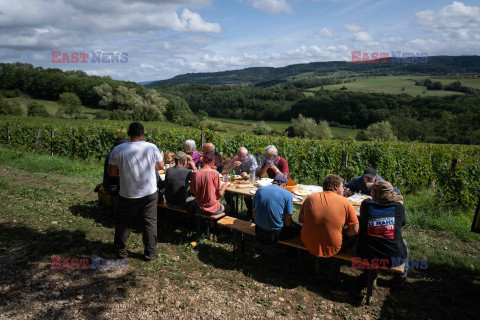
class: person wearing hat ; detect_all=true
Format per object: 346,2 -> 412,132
344,167 -> 402,197
252,174 -> 300,244
164,151 -> 196,210
357,180 -> 408,288
190,151 -> 229,215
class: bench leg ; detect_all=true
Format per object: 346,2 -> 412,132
366,269 -> 376,305
233,230 -> 237,260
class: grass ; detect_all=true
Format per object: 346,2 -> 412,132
7,97 -> 100,119
1,146 -> 480,319
309,75 -> 480,96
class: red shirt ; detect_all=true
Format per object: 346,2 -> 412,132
265,156 -> 290,179
190,169 -> 221,213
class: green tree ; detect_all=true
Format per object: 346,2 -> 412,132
288,114 -> 332,139
58,92 -> 81,117
364,121 -> 397,142
27,101 -> 50,117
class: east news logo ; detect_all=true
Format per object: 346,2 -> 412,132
51,51 -> 128,63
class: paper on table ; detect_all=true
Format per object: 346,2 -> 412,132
347,194 -> 371,202
298,185 -> 323,193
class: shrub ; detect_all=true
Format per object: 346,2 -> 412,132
199,120 -> 226,132
251,121 -> 272,135
27,101 -> 50,117
288,114 -> 332,139
364,121 -> 397,142
58,92 -> 82,117
0,98 -> 25,116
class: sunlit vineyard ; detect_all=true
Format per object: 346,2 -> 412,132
1,116 -> 479,208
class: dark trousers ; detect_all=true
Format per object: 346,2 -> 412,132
255,223 -> 301,245
225,192 -> 253,216
114,192 -> 158,257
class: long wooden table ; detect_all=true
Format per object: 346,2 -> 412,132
225,180 -> 361,215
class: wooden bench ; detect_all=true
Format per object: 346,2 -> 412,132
158,202 -> 225,240
217,216 -> 404,304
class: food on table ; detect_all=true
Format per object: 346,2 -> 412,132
294,190 -> 312,196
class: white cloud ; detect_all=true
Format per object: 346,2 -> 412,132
415,1 -> 480,40
179,9 -> 222,33
317,27 -> 339,39
0,0 -> 222,50
140,63 -> 155,69
353,31 -> 374,42
343,23 -> 363,32
242,0 -> 292,14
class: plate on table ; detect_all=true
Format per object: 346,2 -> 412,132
294,190 -> 312,197
233,175 -> 242,180
249,189 -> 257,194
293,196 -> 303,202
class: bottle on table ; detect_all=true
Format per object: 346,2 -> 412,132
249,165 -> 256,184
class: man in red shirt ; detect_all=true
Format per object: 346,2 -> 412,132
257,145 -> 290,179
190,152 -> 229,215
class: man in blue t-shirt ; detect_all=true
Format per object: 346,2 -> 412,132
253,174 -> 300,244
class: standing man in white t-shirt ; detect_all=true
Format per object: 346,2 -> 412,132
108,122 -> 164,260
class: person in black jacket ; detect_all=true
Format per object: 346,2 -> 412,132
357,180 -> 408,288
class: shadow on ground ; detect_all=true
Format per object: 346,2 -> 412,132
0,222 -> 140,319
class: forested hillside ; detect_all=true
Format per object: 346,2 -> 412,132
146,56 -> 480,87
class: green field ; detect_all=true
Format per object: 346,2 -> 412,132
6,96 -> 99,119
309,75 -> 480,96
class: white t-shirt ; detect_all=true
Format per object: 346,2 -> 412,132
109,141 -> 163,199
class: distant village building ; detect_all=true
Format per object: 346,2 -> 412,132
455,73 -> 479,78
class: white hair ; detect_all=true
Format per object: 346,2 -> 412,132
184,139 -> 196,153
264,145 -> 278,156
238,147 -> 248,154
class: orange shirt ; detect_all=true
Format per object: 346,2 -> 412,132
300,191 -> 359,258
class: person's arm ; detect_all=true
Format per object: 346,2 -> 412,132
155,161 -> 164,171
298,203 -> 305,223
344,177 -> 359,196
108,164 -> 119,177
283,194 -> 294,226
344,202 -> 359,236
222,158 -> 237,174
257,164 -> 268,178
216,181 -> 229,198
345,223 -> 359,236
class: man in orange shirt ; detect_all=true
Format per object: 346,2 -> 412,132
299,174 -> 359,278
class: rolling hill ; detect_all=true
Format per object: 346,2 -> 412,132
145,55 -> 480,87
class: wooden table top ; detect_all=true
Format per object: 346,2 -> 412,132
225,180 -> 361,215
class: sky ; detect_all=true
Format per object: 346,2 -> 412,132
0,0 -> 479,82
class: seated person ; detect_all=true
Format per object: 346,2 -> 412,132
190,152 -> 229,215
184,139 -> 201,168
299,174 -> 359,275
253,174 -> 300,244
257,145 -> 290,179
345,167 -> 402,198
164,152 -> 194,210
223,147 -> 258,218
202,142 -> 223,173
357,180 -> 408,288
164,150 -> 175,169
102,136 -> 127,193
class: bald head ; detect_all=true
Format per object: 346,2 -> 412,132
202,143 -> 215,153
237,147 -> 248,157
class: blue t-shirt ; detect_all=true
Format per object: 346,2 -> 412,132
253,185 -> 293,231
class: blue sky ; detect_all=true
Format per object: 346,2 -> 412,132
0,0 -> 479,81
